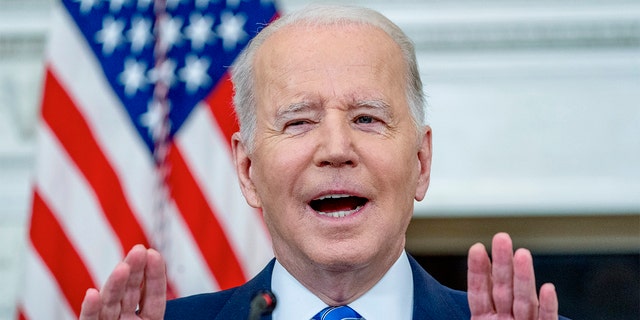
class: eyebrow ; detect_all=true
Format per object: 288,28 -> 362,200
353,99 -> 394,119
276,101 -> 315,118
273,101 -> 320,127
273,98 -> 394,126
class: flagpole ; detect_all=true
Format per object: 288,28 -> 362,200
150,0 -> 171,268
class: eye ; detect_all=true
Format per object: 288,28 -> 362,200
354,115 -> 376,124
283,119 -> 316,135
287,120 -> 308,126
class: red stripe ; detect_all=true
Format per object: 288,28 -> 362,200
41,68 -> 150,251
204,11 -> 280,144
40,68 -> 182,300
29,190 -> 96,317
204,12 -> 280,147
205,72 -> 238,150
168,144 -> 247,289
16,306 -> 27,320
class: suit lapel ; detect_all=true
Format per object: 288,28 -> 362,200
409,254 -> 470,320
214,259 -> 276,320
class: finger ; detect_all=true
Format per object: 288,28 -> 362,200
79,288 -> 102,320
491,232 -> 515,315
120,244 -> 149,315
538,283 -> 559,320
137,248 -> 167,319
513,248 -> 539,319
98,261 -> 131,319
467,242 -> 495,316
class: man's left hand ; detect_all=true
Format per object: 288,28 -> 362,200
467,232 -> 559,320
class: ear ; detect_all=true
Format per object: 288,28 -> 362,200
414,126 -> 432,201
231,133 -> 262,208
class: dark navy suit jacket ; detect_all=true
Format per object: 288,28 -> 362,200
165,254 -> 469,319
165,255 -> 570,319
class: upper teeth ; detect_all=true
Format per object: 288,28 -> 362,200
316,194 -> 351,200
313,194 -> 363,218
318,210 -> 358,218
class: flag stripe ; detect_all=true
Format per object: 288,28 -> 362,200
168,145 -> 247,289
19,244 -> 77,320
35,122 -> 123,285
177,102 -> 273,277
162,200 -> 220,295
47,3 -> 159,240
41,68 -> 150,251
20,1 -> 279,318
30,191 -> 96,317
205,72 -> 238,149
45,6 -> 185,298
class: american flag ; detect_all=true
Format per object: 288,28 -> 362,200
17,0 -> 277,318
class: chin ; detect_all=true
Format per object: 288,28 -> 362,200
310,244 -> 378,271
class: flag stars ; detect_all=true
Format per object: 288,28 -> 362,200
195,0 -> 214,9
148,59 -> 177,89
119,58 -> 148,96
127,16 -> 154,53
109,0 -> 130,12
74,0 -> 101,14
179,55 -> 211,93
158,16 -> 184,52
216,11 -> 247,52
166,0 -> 185,10
82,0 -> 278,141
95,16 -> 125,55
226,0 -> 247,9
140,100 -> 170,141
185,13 -> 215,51
136,0 -> 153,10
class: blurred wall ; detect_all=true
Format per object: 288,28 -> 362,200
1,0 -> 639,319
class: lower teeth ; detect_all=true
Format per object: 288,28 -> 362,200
317,206 -> 361,218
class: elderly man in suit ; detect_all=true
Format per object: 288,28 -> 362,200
80,5 -> 565,320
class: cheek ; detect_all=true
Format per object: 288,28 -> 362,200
252,142 -> 311,202
370,144 -> 420,188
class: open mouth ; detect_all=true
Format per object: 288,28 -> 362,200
309,194 -> 368,218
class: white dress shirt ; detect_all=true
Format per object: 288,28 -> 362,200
271,250 -> 414,320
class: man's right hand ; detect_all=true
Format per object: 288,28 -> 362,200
79,245 -> 167,320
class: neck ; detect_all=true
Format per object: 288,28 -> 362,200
276,247 -> 404,306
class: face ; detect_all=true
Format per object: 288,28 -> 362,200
233,24 -> 432,272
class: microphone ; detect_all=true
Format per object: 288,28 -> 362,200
248,290 -> 277,320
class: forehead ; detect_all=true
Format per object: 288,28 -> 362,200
252,22 -> 407,106
256,22 -> 401,67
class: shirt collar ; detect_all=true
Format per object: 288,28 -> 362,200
271,251 -> 414,320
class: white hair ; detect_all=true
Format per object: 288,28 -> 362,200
231,4 -> 426,151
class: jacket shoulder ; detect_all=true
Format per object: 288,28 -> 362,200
164,259 -> 276,320
165,289 -> 236,320
408,254 -> 471,319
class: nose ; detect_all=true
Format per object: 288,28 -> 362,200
314,116 -> 358,168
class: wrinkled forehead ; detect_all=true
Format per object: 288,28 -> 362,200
274,21 -> 397,51
249,22 -> 411,128
253,23 -> 405,83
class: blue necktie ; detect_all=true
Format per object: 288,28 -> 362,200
311,306 -> 365,320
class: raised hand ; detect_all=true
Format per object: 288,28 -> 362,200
468,232 -> 559,320
79,245 -> 167,320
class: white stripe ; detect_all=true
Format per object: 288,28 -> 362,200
47,2 -> 156,238
164,199 -> 219,296
34,122 -> 123,286
176,103 -> 273,277
47,2 -> 220,296
20,243 -> 77,320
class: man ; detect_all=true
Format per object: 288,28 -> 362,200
80,5 -> 566,320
